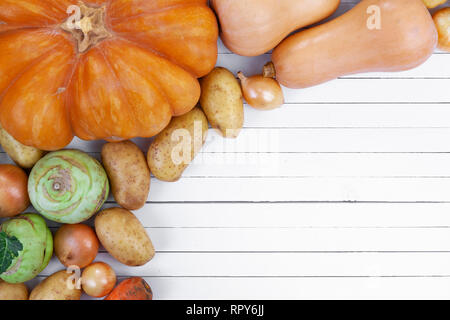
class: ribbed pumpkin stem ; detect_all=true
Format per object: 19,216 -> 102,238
60,2 -> 111,53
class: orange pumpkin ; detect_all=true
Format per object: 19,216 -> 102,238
0,0 -> 218,150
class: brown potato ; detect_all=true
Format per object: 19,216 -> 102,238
147,107 -> 208,182
29,270 -> 82,300
433,7 -> 450,52
423,0 -> 446,8
200,67 -> 244,138
0,280 -> 28,300
102,141 -> 150,210
0,124 -> 44,169
95,207 -> 155,266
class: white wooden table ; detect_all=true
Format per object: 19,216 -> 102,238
2,0 -> 450,299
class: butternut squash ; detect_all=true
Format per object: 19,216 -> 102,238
211,0 -> 340,56
272,0 -> 438,89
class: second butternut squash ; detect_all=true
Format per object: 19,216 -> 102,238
272,0 -> 438,89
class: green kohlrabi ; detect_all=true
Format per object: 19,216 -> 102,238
0,213 -> 53,284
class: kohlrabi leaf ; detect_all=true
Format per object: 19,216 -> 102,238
0,231 -> 23,275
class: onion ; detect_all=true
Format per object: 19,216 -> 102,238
54,224 -> 99,268
237,62 -> 284,110
82,262 -> 117,298
433,7 -> 450,52
0,164 -> 29,218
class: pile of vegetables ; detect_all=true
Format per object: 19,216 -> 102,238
0,0 -> 448,300
0,146 -> 155,300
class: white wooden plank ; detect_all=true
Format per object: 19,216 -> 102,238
200,128 -> 450,153
283,79 -> 450,103
64,128 -> 450,153
242,104 -> 450,128
130,203 -> 450,228
40,252 -> 450,277
136,228 -> 450,252
37,202 -> 450,230
186,153 -> 450,177
147,177 -> 450,202
38,202 -> 450,229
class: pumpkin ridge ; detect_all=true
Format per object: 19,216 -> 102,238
98,40 -> 175,137
0,33 -> 68,101
109,4 -> 218,78
0,25 -> 58,35
101,38 -> 200,117
111,32 -> 213,79
105,31 -> 198,78
59,52 -> 79,139
40,0 -> 79,15
96,44 -> 140,139
101,39 -> 174,117
0,40 -> 75,149
3,4 -> 60,25
64,51 -> 97,140
38,0 -> 82,21
108,2 -> 204,22
70,47 -> 110,139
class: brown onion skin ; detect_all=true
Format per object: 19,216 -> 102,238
0,164 -> 29,218
82,262 -> 117,298
54,224 -> 99,268
433,8 -> 450,52
238,68 -> 284,111
423,0 -> 447,9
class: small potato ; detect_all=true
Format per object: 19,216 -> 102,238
433,7 -> 450,52
29,270 -> 82,300
102,141 -> 150,210
95,207 -> 155,266
0,280 -> 28,300
423,0 -> 447,8
147,107 -> 208,182
200,67 -> 244,138
0,124 -> 44,169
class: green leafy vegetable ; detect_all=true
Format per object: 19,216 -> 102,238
0,231 -> 23,275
